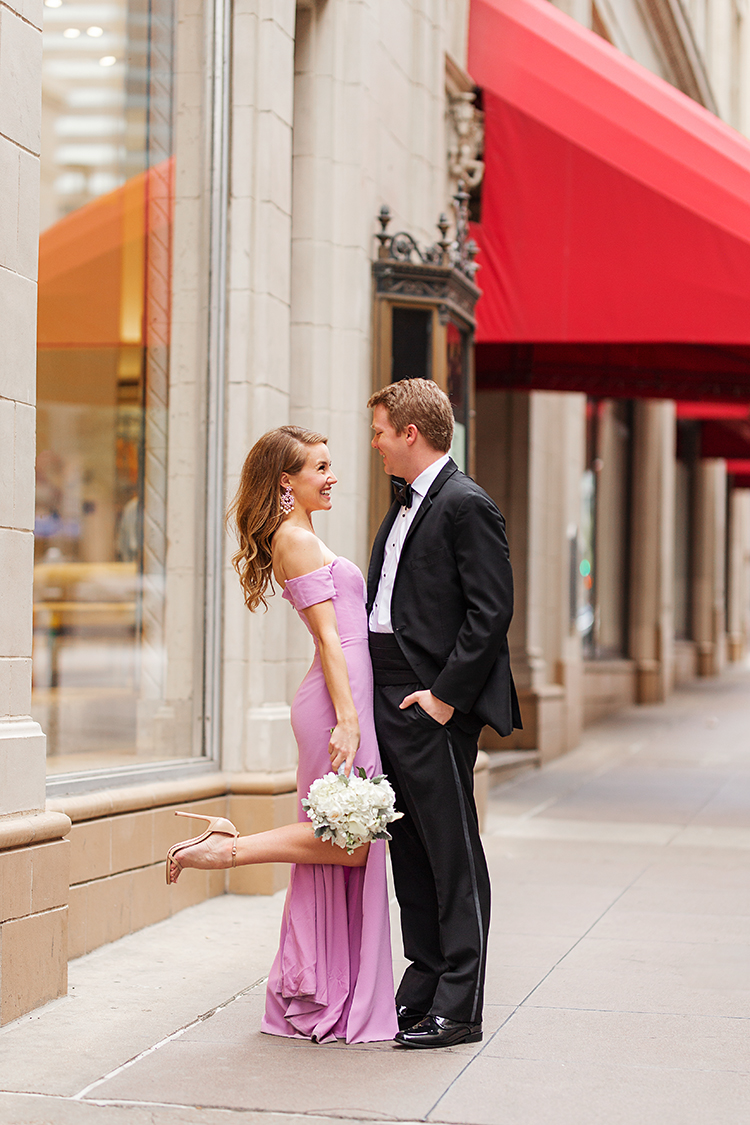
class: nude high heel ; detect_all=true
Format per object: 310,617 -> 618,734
165,811 -> 240,885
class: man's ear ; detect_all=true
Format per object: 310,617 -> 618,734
404,424 -> 419,446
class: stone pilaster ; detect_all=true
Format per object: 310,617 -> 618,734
475,390 -> 585,761
221,0 -> 299,776
726,489 -> 750,662
0,0 -> 70,1024
692,459 -> 728,677
628,400 -> 676,703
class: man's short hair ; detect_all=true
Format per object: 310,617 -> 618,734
368,378 -> 454,453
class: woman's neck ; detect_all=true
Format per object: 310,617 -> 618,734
285,509 -> 315,534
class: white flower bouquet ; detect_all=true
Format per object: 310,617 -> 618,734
302,766 -> 403,854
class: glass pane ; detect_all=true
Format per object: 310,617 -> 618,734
578,467 -> 596,649
594,400 -> 631,656
36,0 -> 201,775
391,307 -> 431,381
674,418 -> 699,641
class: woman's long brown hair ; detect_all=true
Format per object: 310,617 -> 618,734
227,426 -> 327,612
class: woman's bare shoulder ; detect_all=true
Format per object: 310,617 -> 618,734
272,525 -> 328,583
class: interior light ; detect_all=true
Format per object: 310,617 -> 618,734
63,27 -> 80,37
44,0 -> 63,7
87,26 -> 104,36
99,55 -> 117,66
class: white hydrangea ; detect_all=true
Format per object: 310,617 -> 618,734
301,767 -> 403,854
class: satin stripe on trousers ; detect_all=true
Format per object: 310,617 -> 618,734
373,683 -> 491,1024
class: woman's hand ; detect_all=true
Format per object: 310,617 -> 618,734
328,718 -> 360,777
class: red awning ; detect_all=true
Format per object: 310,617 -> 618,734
469,0 -> 750,398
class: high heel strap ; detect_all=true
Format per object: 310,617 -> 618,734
166,812 -> 239,884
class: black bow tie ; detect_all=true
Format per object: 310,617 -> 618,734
392,478 -> 413,509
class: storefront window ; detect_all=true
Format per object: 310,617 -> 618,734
580,398 -> 633,657
674,419 -> 698,640
578,465 -> 596,648
36,0 -> 215,780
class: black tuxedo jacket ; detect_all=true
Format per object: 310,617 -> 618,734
367,459 -> 522,737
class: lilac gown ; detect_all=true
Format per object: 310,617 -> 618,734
261,557 -> 398,1044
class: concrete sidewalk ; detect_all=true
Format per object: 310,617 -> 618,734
2,664 -> 749,1125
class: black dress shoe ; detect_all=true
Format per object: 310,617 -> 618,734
394,1015 -> 483,1048
396,1004 -> 427,1032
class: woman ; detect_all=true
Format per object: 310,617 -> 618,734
166,426 -> 398,1044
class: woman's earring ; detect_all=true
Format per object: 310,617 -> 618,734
280,485 -> 295,514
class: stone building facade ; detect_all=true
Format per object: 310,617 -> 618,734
1,0 -> 749,1023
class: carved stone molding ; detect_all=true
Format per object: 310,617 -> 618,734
640,0 -> 718,112
446,54 -> 484,196
447,90 -> 485,192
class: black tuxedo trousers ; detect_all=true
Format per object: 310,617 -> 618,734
374,680 -> 490,1024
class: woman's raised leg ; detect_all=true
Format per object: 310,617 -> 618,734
167,819 -> 369,884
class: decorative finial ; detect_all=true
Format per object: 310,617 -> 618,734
373,195 -> 478,281
436,212 -> 451,266
376,205 -> 391,258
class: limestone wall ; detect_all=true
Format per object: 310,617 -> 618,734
0,0 -> 70,1025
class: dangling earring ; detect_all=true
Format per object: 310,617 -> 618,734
280,485 -> 295,514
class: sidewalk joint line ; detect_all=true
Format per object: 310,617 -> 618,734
71,976 -> 268,1101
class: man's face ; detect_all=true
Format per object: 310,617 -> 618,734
371,404 -> 411,478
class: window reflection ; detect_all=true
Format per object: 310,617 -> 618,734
35,0 -> 179,774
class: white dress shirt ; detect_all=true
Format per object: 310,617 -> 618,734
369,454 -> 450,633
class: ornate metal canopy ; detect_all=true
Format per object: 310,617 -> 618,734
372,184 -> 481,329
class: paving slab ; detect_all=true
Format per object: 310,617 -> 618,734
480,1006 -> 750,1071
0,1096 -> 370,1125
526,935 -> 750,1017
489,879 -> 628,938
429,1055 -> 750,1125
587,904 -> 750,943
88,1026 -> 473,1119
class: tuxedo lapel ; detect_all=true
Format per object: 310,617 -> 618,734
367,501 -> 400,609
401,459 -> 458,554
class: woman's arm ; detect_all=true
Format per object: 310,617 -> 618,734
275,529 -> 360,775
302,599 -> 360,776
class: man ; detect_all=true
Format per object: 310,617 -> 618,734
367,377 -> 521,1049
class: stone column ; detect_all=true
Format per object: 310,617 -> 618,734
550,0 -> 593,28
475,390 -> 585,761
726,488 -> 750,662
692,459 -> 728,676
628,400 -> 676,703
221,0 -> 298,780
215,0 -> 300,896
0,0 -> 70,1024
